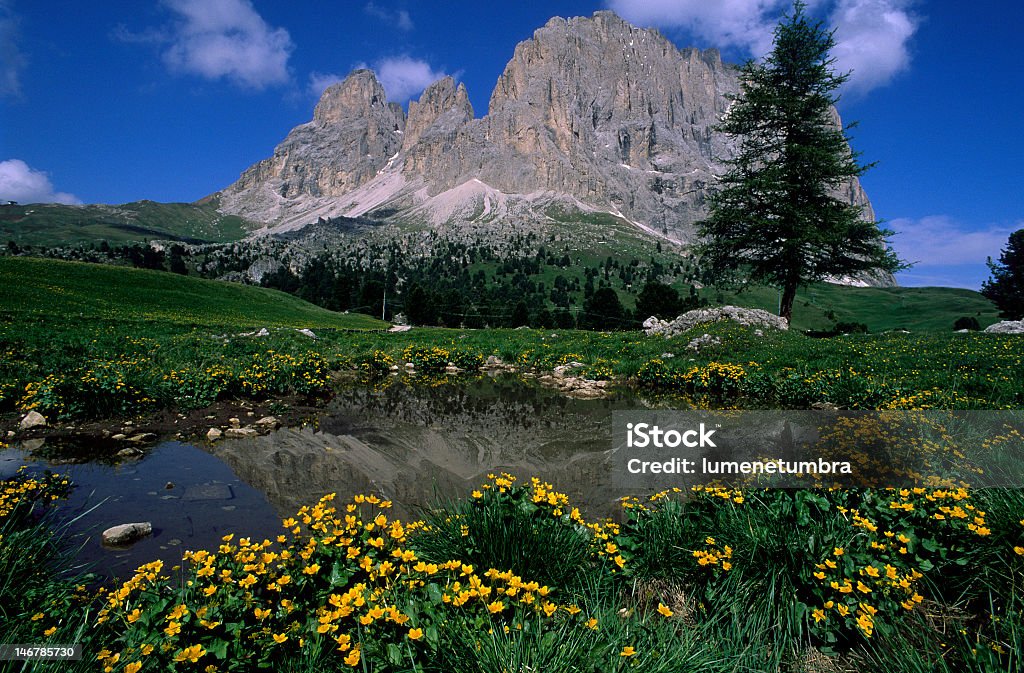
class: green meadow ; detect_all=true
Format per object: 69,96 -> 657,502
1,256 -> 1022,672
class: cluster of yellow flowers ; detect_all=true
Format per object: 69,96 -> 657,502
692,536 -> 733,571
681,361 -> 747,388
95,478 -> 618,672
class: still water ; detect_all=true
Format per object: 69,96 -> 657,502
4,376 -> 657,578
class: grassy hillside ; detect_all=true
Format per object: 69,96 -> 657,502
707,283 -> 999,333
0,256 -> 385,329
0,198 -> 255,246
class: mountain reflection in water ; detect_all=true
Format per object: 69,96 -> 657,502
208,376 -> 647,519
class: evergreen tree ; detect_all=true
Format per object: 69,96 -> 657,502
405,283 -> 436,325
510,300 -> 530,327
695,1 -> 903,324
635,281 -> 681,321
581,287 -> 625,330
981,228 -> 1024,319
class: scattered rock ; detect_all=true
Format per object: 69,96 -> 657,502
111,433 -> 127,441
405,362 -> 415,369
644,306 -> 789,337
165,482 -> 175,489
686,333 -> 722,352
444,365 -> 463,374
19,411 -> 47,431
206,428 -> 223,441
983,320 -> 1024,334
102,522 -> 152,546
254,416 -> 280,431
486,355 -> 503,366
389,325 -> 412,333
117,447 -> 144,458
553,361 -> 585,378
224,427 -> 259,439
297,328 -> 318,339
811,401 -> 840,411
228,417 -> 241,429
126,433 -> 157,444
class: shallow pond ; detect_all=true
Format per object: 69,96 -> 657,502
5,376 -> 658,578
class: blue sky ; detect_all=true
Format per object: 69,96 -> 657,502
0,0 -> 1021,289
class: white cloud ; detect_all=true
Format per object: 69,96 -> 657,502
0,159 -> 81,205
0,0 -> 25,97
889,215 -> 1017,266
308,71 -> 345,97
364,3 -> 413,31
830,0 -> 917,95
607,0 -> 790,57
606,0 -> 916,95
375,57 -> 447,102
160,0 -> 293,89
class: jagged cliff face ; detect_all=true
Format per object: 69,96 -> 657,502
218,70 -> 405,221
217,10 -> 876,249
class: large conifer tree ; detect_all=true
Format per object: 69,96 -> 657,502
696,1 -> 903,323
982,229 -> 1024,319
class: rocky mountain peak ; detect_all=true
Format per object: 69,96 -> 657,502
312,69 -> 398,125
403,76 -> 474,150
216,10 -> 879,263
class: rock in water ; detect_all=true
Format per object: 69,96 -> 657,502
254,416 -> 280,431
224,427 -> 259,439
102,522 -> 153,546
19,411 -> 47,430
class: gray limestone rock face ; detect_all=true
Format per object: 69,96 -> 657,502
219,70 -> 406,222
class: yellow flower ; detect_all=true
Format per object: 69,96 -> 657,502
812,609 -> 826,624
585,618 -> 599,630
125,662 -> 143,673
408,628 -> 423,640
657,603 -> 673,618
173,645 -> 207,663
619,646 -> 637,657
344,648 -> 361,666
43,626 -> 57,636
487,600 -> 505,614
254,607 -> 271,620
272,633 -> 288,644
